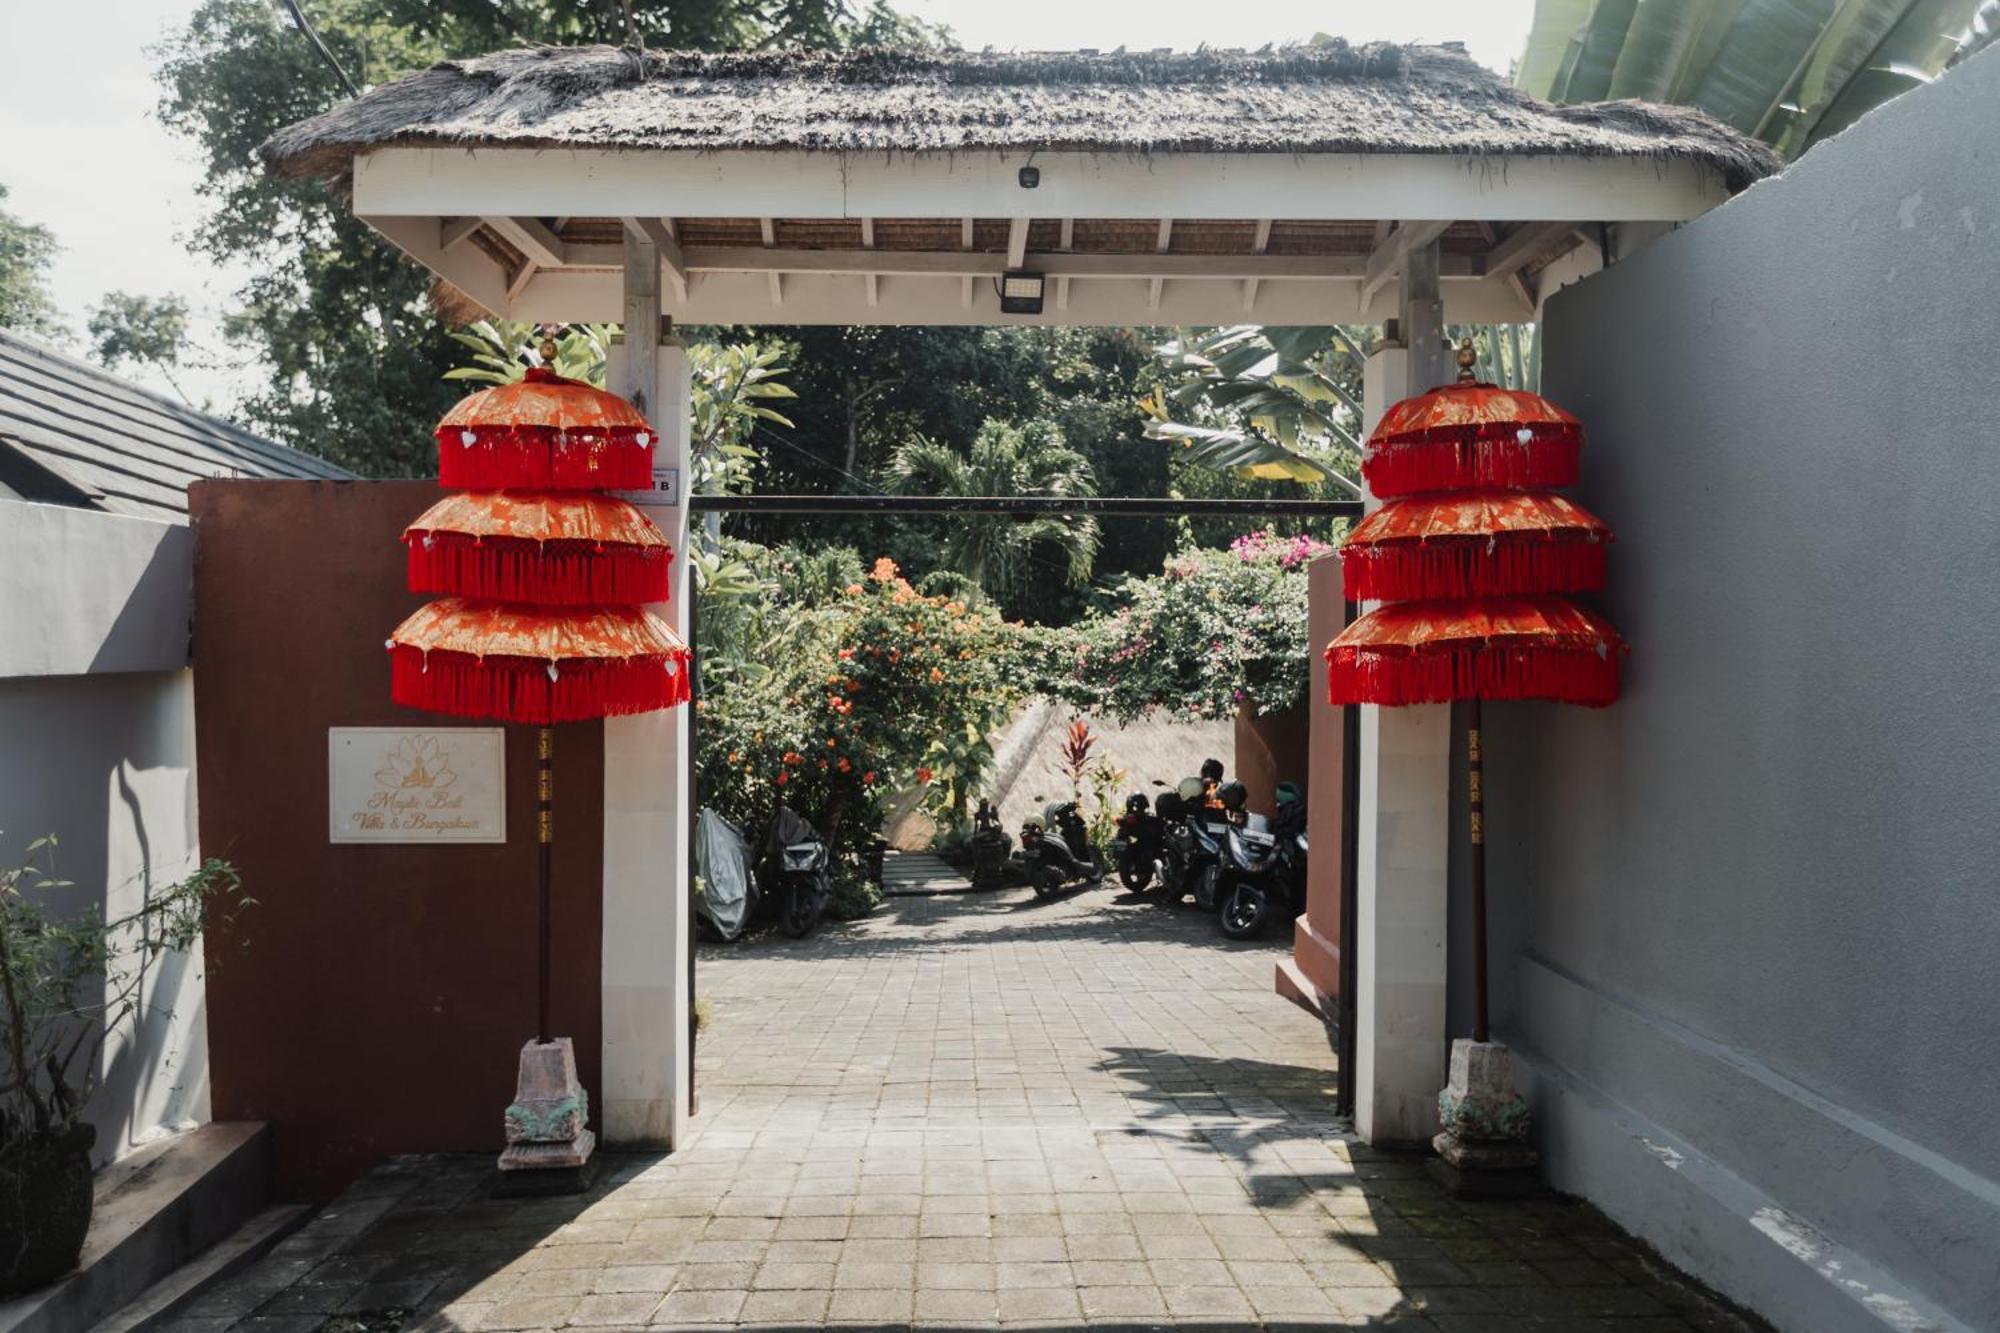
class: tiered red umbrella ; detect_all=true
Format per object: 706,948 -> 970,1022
388,338 -> 688,1054
1328,340 -> 1626,1043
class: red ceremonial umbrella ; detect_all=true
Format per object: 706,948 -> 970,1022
1361,378 -> 1580,499
1330,340 -> 1624,1047
392,338 -> 686,1056
1339,492 -> 1611,602
436,366 -> 656,491
404,491 -> 675,606
388,597 -> 690,724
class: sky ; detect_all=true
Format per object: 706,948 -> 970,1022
0,0 -> 1534,410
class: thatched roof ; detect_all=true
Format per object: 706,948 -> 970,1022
262,42 -> 1781,191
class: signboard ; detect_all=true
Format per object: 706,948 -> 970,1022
329,727 -> 506,843
619,465 -> 680,510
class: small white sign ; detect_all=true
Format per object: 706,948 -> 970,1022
329,727 -> 507,844
620,466 -> 680,509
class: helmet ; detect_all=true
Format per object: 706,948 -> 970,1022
1155,791 -> 1185,821
1275,781 -> 1303,807
1199,758 -> 1225,782
1124,793 -> 1150,815
1177,776 -> 1205,803
1021,813 -> 1046,831
1218,780 -> 1248,812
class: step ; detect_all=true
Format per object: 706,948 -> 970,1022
0,1122 -> 271,1333
96,1204 -> 310,1332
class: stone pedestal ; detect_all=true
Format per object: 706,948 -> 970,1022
496,1038 -> 597,1194
1430,1038 -> 1541,1197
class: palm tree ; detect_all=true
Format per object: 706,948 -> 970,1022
1516,0 -> 1999,159
886,418 -> 1100,606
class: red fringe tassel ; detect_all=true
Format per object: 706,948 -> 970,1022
434,426 -> 654,491
1340,539 -> 1605,601
1326,642 -> 1619,708
391,645 -> 691,725
1362,427 -> 1581,498
405,535 -> 673,605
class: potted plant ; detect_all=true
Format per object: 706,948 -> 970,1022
0,836 -> 247,1295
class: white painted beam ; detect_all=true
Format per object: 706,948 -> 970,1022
1363,219 -> 1454,302
1006,216 -> 1029,269
1244,217 -> 1273,312
439,216 -> 482,251
483,215 -> 568,269
356,148 -> 1732,224
1484,219 -> 1578,279
860,216 -> 878,308
621,217 -> 689,302
531,245 -> 1458,280
1149,219 -> 1173,310
365,215 -> 511,317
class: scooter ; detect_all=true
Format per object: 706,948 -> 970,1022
1109,792 -> 1164,892
1157,777 -> 1235,911
1216,782 -> 1309,939
1021,800 -> 1102,898
763,805 -> 832,938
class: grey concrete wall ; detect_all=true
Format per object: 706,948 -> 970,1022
0,672 -> 207,1166
1477,45 -> 2000,1333
0,501 -> 191,676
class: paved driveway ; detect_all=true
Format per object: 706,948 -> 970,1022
164,862 -> 1762,1331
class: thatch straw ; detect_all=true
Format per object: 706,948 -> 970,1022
262,42 -> 1781,191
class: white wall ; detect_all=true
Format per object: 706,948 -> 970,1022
1,499 -> 206,1166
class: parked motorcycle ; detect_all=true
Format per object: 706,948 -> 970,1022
970,798 -> 1013,889
1021,799 -> 1102,898
1216,781 -> 1309,939
1157,776 -> 1234,911
1109,793 -> 1164,892
763,805 -> 832,938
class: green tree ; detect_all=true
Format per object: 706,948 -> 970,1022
0,185 -> 64,341
153,0 -> 949,477
886,419 -> 1101,617
89,293 -> 196,403
1516,0 -> 1999,158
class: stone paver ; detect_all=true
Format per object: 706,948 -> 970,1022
174,870 -> 1766,1331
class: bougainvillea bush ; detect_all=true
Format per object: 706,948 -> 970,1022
1057,530 -> 1332,722
696,550 -> 1038,916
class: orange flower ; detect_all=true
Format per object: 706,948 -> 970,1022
782,750 -> 803,766
844,583 -> 863,596
870,556 -> 899,582
863,770 -> 877,785
837,757 -> 852,773
727,751 -> 741,764
775,770 -> 790,786
838,648 -> 855,660
917,766 -> 934,784
845,679 -> 861,694
929,667 -> 944,684
827,736 -> 838,748
946,601 -> 965,616
889,650 -> 902,664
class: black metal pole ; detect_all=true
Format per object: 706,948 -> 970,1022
1467,699 -> 1489,1044
538,726 -> 553,1045
688,494 -> 1363,518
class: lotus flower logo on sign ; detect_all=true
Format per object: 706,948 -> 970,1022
329,727 -> 506,843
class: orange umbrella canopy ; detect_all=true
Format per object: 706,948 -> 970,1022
435,368 -> 656,491
1340,491 -> 1611,601
389,598 -> 691,724
1362,380 -> 1581,498
1325,596 -> 1624,708
403,492 -> 673,605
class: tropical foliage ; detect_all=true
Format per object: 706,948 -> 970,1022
1517,0 -> 2000,158
1,839 -> 249,1142
694,551 -> 1039,912
886,418 -> 1101,613
0,185 -> 63,342
1055,530 -> 1333,724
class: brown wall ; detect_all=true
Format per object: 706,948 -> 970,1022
1294,555 -> 1347,1002
1232,702 -> 1309,817
191,480 -> 603,1201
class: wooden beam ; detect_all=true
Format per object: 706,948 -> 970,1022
759,217 -> 777,247
1059,218 -> 1075,250
440,216 -> 483,251
960,216 -> 975,249
484,216 -> 567,269
621,217 -> 689,302
1007,216 -> 1029,269
1244,217 -> 1273,312
508,260 -> 537,301
860,217 -> 877,308
1482,220 -> 1578,278
1150,219 -> 1173,310
528,244 -> 1486,281
1362,219 -> 1454,301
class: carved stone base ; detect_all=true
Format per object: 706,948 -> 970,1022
1431,1038 -> 1539,1197
498,1037 -> 595,1190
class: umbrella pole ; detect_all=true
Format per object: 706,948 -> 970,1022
1467,699 -> 1489,1044
538,726 -> 553,1044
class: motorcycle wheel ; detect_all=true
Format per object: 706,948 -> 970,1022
780,878 -> 823,938
1033,864 -> 1067,899
1118,857 -> 1154,893
1220,883 -> 1271,939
